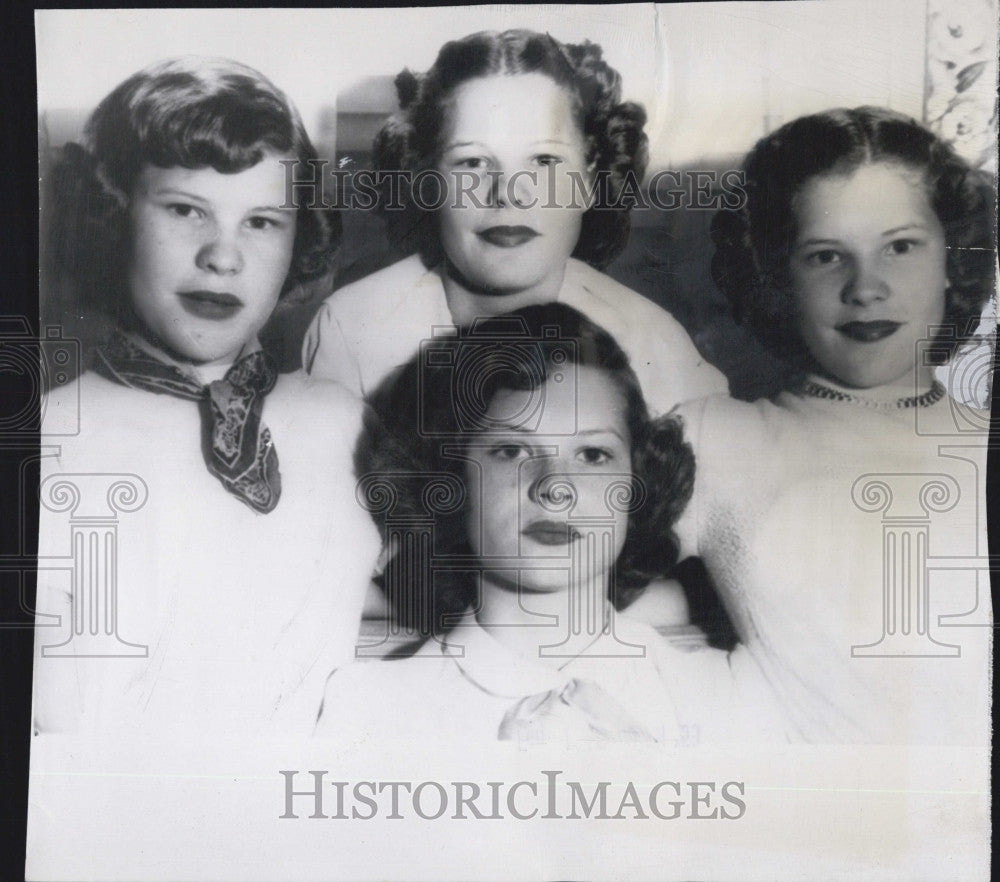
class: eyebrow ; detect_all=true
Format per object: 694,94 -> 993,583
443,139 -> 572,151
797,223 -> 929,247
152,189 -> 289,213
795,238 -> 840,247
485,425 -> 628,444
881,224 -> 928,237
152,188 -> 209,203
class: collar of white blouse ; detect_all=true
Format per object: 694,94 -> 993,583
438,607 -> 659,700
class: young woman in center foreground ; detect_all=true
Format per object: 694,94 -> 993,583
316,304 -> 782,744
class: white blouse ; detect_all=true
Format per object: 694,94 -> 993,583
316,608 -> 786,745
302,254 -> 728,416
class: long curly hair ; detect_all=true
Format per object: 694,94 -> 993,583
354,302 -> 695,635
47,56 -> 339,322
710,106 -> 995,372
373,29 -> 648,270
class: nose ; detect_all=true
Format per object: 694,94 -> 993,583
490,168 -> 532,209
841,257 -> 890,307
528,467 -> 577,512
196,229 -> 244,275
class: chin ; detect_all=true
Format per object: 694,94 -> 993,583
838,367 -> 912,390
164,338 -> 240,366
473,270 -> 545,296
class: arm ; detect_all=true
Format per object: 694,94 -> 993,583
668,396 -> 710,563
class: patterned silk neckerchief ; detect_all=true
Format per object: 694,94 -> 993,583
94,332 -> 282,514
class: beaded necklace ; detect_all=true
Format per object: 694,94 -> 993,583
799,379 -> 946,410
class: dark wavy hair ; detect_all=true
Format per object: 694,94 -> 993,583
354,302 -> 695,636
47,56 -> 339,321
373,29 -> 649,270
710,106 -> 995,372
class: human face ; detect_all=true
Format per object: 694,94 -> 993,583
464,365 -> 632,595
126,157 -> 296,366
788,162 -> 948,391
436,73 -> 593,302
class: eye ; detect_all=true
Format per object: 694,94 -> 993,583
165,203 -> 203,220
246,214 -> 285,231
487,442 -> 530,462
804,249 -> 842,267
533,154 -> 563,168
453,156 -> 489,171
886,238 -> 920,256
576,446 -> 615,466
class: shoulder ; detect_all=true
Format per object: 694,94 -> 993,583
562,260 -> 728,401
681,392 -> 783,429
42,370 -> 147,438
923,395 -> 991,438
564,259 -> 668,316
323,255 -> 437,313
306,255 -> 445,357
275,369 -> 362,408
315,651 -> 454,738
672,394 -> 792,476
271,370 -> 365,428
671,393 -> 735,439
41,376 -> 86,436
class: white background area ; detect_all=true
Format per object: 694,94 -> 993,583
37,2 -> 927,169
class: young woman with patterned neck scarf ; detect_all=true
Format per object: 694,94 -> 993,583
35,57 -> 380,734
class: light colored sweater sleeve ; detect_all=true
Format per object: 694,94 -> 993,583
301,300 -> 364,396
670,395 -> 711,562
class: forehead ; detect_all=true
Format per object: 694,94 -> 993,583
482,364 -> 629,439
442,73 -> 581,145
132,156 -> 292,205
792,162 -> 937,234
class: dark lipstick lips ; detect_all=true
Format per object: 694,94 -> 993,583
836,320 -> 902,343
521,521 -> 578,546
477,226 -> 540,248
178,290 -> 243,321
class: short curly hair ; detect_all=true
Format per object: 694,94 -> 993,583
355,302 -> 695,636
47,56 -> 339,320
710,106 -> 995,371
373,29 -> 649,270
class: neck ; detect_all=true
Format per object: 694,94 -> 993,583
440,260 -> 568,327
475,571 -> 613,667
120,329 -> 260,385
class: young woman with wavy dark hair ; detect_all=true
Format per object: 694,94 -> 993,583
673,107 -> 994,745
302,29 -> 726,417
316,304 -> 783,745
